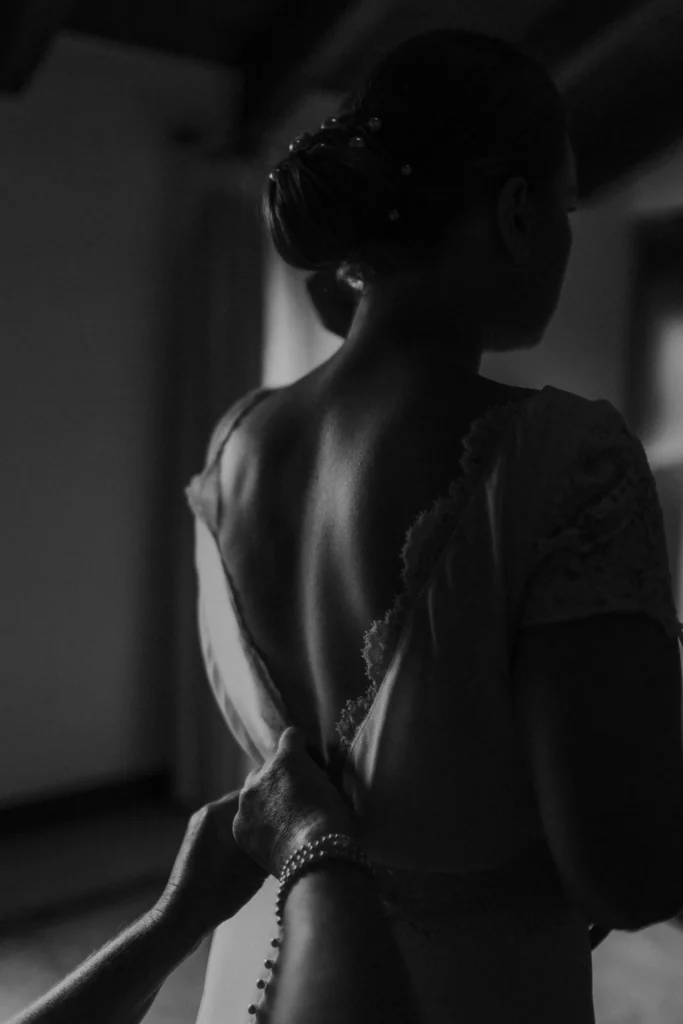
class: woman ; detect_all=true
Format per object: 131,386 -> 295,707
10,727 -> 417,1024
185,28 -> 683,1024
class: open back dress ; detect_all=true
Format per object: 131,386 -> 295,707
185,379 -> 683,1024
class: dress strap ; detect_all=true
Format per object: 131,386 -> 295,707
185,386 -> 274,535
206,386 -> 275,467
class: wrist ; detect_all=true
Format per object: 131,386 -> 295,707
149,894 -> 209,955
280,850 -> 381,930
278,818 -> 358,877
277,833 -> 375,927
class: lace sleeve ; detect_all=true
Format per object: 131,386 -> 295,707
519,401 -> 683,643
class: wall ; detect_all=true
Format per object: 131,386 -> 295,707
0,33 -> 235,806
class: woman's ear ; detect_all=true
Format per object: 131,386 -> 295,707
305,269 -> 360,338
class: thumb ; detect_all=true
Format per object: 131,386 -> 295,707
279,727 -> 327,772
278,726 -> 304,751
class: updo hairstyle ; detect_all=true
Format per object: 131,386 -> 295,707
264,29 -> 568,292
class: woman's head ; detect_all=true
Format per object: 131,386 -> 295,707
264,30 -> 576,360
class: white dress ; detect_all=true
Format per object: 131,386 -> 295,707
184,382 -> 683,1024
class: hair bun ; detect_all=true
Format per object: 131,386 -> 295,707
263,29 -> 567,288
264,119 -> 401,272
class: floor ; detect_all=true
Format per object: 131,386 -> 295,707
0,885 -> 211,1024
2,808 -> 683,1023
592,924 -> 683,1022
0,794 -> 209,1024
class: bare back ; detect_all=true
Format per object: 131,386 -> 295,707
216,351 -> 537,757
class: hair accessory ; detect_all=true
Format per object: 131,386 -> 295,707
278,113 -> 413,225
289,132 -> 313,153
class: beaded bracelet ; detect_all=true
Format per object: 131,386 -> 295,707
246,832 -> 377,1020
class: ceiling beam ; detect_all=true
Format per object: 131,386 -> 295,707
523,0 -> 647,68
0,0 -> 80,94
556,0 -> 683,201
232,0 -> 683,194
233,0 -> 397,156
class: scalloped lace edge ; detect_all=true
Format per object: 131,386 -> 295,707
334,391 -> 543,754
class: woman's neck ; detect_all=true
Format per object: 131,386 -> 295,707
341,290 -> 484,378
338,326 -> 483,381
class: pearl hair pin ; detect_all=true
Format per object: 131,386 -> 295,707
270,114 -> 412,222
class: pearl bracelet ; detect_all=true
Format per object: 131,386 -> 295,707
246,832 -> 377,1020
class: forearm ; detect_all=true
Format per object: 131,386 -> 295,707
9,903 -> 206,1024
268,860 -> 420,1024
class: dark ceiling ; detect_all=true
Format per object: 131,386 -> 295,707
2,0 -> 683,203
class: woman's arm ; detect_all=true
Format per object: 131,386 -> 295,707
268,857 -> 420,1024
234,727 -> 422,1024
8,904 -> 205,1024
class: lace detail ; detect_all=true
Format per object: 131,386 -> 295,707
522,401 -> 683,645
335,390 -> 543,754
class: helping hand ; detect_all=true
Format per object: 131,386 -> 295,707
232,727 -> 357,879
155,790 -> 269,938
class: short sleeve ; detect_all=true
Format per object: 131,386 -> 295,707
519,400 -> 683,644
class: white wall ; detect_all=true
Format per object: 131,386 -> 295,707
0,33 -> 235,806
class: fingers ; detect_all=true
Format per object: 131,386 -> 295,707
211,788 -> 242,811
206,793 -> 241,831
278,726 -> 304,750
278,727 -> 327,773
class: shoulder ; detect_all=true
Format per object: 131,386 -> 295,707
528,385 -> 637,457
530,388 -> 662,562
204,386 -> 278,468
512,386 -> 648,543
540,384 -> 623,423
491,381 -> 540,402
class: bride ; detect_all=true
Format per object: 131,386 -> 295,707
185,27 -> 683,1024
